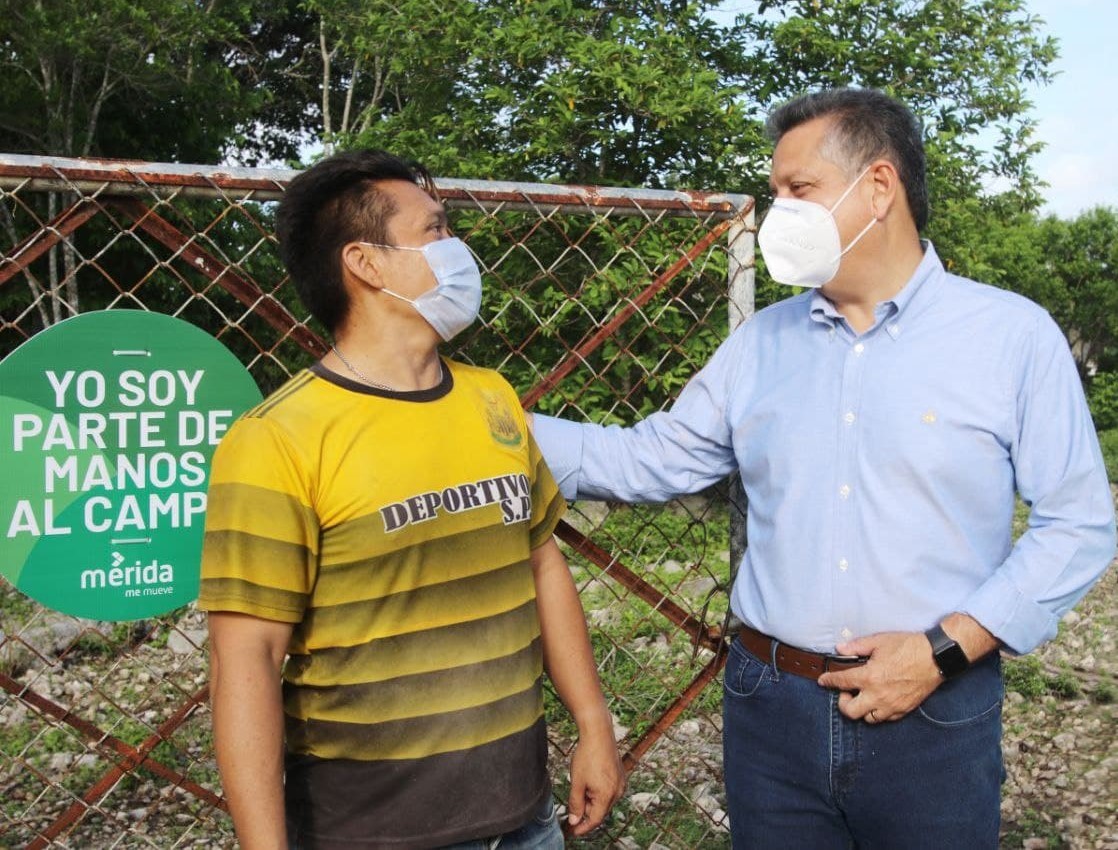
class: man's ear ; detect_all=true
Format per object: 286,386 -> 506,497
341,242 -> 386,291
868,159 -> 901,221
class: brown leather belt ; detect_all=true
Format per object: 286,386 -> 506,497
736,624 -> 867,681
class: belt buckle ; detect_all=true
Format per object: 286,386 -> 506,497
823,652 -> 866,671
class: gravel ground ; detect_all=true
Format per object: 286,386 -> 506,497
2,561 -> 1115,849
999,561 -> 1118,849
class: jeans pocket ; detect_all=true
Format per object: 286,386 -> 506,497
916,656 -> 1004,728
532,796 -> 556,827
723,639 -> 771,699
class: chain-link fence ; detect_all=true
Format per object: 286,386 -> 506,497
0,154 -> 755,848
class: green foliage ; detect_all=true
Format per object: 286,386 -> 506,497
3,0 -> 1072,424
0,0 -> 305,335
1093,680 -> 1116,705
1096,429 -> 1118,483
1047,668 -> 1081,700
0,575 -> 35,622
1088,375 -> 1118,432
1004,656 -> 1088,702
438,201 -> 732,419
1038,208 -> 1118,378
303,0 -> 762,190
1000,808 -> 1066,850
0,0 -> 281,162
1005,655 -> 1049,699
743,0 -> 1055,208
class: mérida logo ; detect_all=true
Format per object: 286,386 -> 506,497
80,551 -> 175,598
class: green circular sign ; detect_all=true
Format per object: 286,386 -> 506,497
0,311 -> 262,620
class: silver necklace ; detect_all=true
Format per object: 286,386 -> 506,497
331,345 -> 441,392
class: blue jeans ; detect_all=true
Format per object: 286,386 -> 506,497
722,638 -> 1004,849
437,796 -> 563,850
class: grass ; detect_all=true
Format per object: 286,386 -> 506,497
0,576 -> 36,621
1092,680 -> 1116,704
1003,655 -> 1093,701
1000,807 -> 1067,850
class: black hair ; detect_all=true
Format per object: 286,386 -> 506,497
275,149 -> 435,334
766,88 -> 928,231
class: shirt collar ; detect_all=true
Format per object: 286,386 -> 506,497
808,240 -> 946,337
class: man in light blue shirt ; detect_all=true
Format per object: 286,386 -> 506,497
533,88 -> 1115,848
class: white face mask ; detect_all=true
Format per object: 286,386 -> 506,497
757,165 -> 877,288
362,236 -> 483,341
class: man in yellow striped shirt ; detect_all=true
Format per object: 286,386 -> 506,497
200,150 -> 624,849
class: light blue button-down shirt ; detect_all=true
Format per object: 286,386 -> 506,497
535,243 -> 1115,654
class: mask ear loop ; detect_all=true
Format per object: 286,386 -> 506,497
379,288 -> 417,306
359,242 -> 427,306
359,241 -> 424,253
837,217 -> 878,260
828,163 -> 878,262
826,163 -> 874,215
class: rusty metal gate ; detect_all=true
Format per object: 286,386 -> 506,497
0,153 -> 755,848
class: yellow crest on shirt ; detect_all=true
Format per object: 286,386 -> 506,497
480,390 -> 522,447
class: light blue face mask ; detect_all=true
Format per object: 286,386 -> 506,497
361,236 -> 483,341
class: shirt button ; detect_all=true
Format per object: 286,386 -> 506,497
841,627 -> 853,639
843,411 -> 856,424
839,484 -> 851,498
838,558 -> 849,571
853,343 -> 865,355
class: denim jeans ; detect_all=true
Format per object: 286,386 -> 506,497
438,796 -> 563,850
722,638 -> 1004,849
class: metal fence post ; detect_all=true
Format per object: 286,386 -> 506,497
725,205 -> 755,619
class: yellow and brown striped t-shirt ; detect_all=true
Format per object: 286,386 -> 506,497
198,359 -> 566,849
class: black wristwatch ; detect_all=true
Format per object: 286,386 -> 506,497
925,623 -> 970,679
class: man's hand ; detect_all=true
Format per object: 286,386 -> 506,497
566,719 -> 627,836
816,630 -> 942,723
818,614 -> 999,723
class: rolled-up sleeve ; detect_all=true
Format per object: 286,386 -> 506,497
963,312 -> 1116,653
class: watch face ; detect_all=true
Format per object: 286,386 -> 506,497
927,624 -> 970,679
936,642 -> 970,678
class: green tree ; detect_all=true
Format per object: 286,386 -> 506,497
737,0 -> 1057,313
268,1 -> 760,411
1,0 -> 1068,417
741,0 -> 1055,206
1042,207 -> 1118,379
0,0 -> 287,326
271,0 -> 1060,412
0,0 -> 278,161
292,0 -> 762,188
